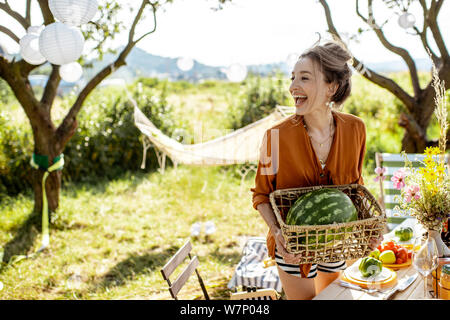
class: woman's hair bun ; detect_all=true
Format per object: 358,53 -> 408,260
300,41 -> 353,105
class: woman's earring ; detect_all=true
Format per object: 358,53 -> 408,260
326,100 -> 335,109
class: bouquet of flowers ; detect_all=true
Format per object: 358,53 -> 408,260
392,147 -> 449,231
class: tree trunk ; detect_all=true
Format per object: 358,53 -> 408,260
29,111 -> 64,222
399,89 -> 439,153
32,169 -> 61,218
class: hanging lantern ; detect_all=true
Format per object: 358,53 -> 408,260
60,62 -> 83,82
176,57 -> 194,72
27,25 -> 44,36
49,0 -> 98,27
398,12 -> 415,29
39,22 -> 84,65
0,43 -> 12,62
19,34 -> 46,65
225,63 -> 247,82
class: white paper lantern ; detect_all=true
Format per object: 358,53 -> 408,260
39,22 -> 84,65
0,43 -> 12,61
398,12 -> 416,29
49,0 -> 98,26
177,57 -> 194,71
225,63 -> 247,82
19,34 -> 46,65
60,62 -> 83,82
27,25 -> 44,35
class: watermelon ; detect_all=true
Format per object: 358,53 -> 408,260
285,188 -> 358,249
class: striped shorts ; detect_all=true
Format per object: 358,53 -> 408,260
274,248 -> 347,278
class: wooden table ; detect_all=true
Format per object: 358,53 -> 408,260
314,218 -> 437,300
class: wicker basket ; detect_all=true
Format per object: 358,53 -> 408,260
269,184 -> 386,264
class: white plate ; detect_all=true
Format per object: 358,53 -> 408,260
344,259 -> 393,283
383,233 -> 414,247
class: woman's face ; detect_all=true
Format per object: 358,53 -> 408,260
289,57 -> 335,116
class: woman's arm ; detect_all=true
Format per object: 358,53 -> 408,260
256,202 -> 279,235
256,202 -> 305,264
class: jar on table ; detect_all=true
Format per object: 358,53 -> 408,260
438,264 -> 450,300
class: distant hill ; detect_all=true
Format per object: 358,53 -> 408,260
82,47 -> 433,82
82,47 -> 227,82
5,46 -> 433,85
365,58 -> 432,73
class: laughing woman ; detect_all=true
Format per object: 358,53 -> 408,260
250,41 -> 383,300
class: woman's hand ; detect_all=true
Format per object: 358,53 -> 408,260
368,234 -> 384,251
272,226 -> 304,264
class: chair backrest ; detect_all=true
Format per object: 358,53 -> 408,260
230,288 -> 279,300
375,152 -> 449,219
160,240 -> 209,300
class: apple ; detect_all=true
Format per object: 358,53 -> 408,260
379,250 -> 396,264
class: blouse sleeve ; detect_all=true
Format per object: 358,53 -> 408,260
250,129 -> 277,210
355,121 -> 366,185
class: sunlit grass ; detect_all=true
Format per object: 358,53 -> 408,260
0,166 -> 267,300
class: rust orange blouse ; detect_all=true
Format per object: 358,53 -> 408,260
250,111 -> 366,275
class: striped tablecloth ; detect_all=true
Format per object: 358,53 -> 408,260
227,237 -> 282,292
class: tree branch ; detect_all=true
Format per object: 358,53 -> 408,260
0,56 -> 46,123
25,0 -> 31,25
407,1 -> 440,67
356,0 -> 421,97
0,1 -> 30,30
41,64 -> 61,109
427,0 -> 448,60
133,2 -> 158,43
37,0 -> 55,25
0,25 -> 19,43
318,0 -> 415,111
56,0 -> 157,150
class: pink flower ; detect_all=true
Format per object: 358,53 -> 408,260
391,168 -> 408,190
373,167 -> 386,182
404,184 -> 421,203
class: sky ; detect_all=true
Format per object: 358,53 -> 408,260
0,0 -> 449,67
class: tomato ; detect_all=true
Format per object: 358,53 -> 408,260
377,245 -> 382,251
397,247 -> 408,261
407,250 -> 412,259
396,258 -> 405,264
385,241 -> 396,251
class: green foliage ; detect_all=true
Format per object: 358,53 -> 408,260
342,74 -> 405,172
62,82 -> 176,184
0,82 -> 177,196
228,73 -> 292,130
0,79 -> 14,104
0,112 -> 33,196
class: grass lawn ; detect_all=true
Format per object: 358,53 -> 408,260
0,165 -> 269,300
0,162 -> 380,300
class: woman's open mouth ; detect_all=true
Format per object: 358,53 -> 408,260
293,95 -> 307,106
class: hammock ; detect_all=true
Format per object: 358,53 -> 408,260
133,104 -> 294,171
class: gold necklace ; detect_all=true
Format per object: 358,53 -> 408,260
303,116 -> 334,148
